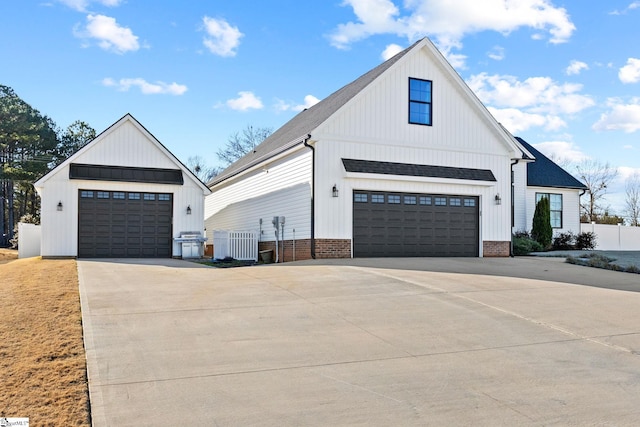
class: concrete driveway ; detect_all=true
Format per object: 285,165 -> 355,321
77,257 -> 640,426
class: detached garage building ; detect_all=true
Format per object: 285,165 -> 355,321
205,37 -> 534,259
34,114 -> 210,258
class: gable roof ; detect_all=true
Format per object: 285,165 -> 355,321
210,40 -> 421,186
515,137 -> 587,190
210,37 -> 525,187
34,113 -> 211,194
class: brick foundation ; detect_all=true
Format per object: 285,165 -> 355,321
259,239 -> 313,262
258,238 -> 352,261
483,241 -> 510,257
314,239 -> 352,259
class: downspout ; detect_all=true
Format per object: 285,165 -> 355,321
303,135 -> 315,259
579,189 -> 587,228
510,159 -> 520,257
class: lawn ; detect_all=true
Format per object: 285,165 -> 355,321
0,249 -> 90,426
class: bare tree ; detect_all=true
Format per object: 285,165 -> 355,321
547,153 -> 573,169
574,160 -> 619,222
186,156 -> 219,183
625,172 -> 640,226
216,125 -> 273,166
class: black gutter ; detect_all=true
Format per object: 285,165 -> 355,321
303,136 -> 315,259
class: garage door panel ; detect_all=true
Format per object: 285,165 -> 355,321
353,190 -> 478,258
78,190 -> 173,258
157,226 -> 172,234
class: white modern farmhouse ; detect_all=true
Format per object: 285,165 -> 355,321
34,114 -> 210,258
205,37 -> 584,260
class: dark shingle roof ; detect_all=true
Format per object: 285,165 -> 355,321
209,39 -> 424,186
515,137 -> 587,190
342,158 -> 497,182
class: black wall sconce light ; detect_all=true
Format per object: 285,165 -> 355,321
186,205 -> 192,215
332,184 -> 339,198
57,201 -> 63,211
495,194 -> 502,205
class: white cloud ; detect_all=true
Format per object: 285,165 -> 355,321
565,60 -> 588,75
102,78 -> 187,95
381,43 -> 404,60
618,166 -> 640,183
609,1 -> 640,15
75,14 -> 139,54
468,73 -> 595,115
467,72 -> 594,135
487,107 -> 564,133
593,98 -> 640,133
487,46 -> 505,61
275,95 -> 321,112
226,91 -> 263,111
532,141 -> 589,163
329,0 -> 575,66
202,16 -> 243,57
619,58 -> 640,83
58,0 -> 122,12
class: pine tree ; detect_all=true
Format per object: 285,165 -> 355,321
532,196 -> 552,249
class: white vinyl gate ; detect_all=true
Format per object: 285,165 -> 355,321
213,230 -> 259,261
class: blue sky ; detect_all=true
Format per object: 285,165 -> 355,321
2,0 -> 640,214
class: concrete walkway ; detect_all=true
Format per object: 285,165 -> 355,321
78,257 -> 640,426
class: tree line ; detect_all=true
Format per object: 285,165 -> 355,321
1,85 -> 95,246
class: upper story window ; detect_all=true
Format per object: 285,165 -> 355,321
536,193 -> 563,228
409,78 -> 432,126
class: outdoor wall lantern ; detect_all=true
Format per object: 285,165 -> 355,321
332,184 -> 339,198
186,205 -> 192,215
57,201 -> 63,211
495,194 -> 502,205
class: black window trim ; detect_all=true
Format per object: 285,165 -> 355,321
408,77 -> 433,126
535,192 -> 563,229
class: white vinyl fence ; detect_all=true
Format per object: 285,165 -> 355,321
18,222 -> 41,258
213,230 -> 259,261
580,223 -> 640,250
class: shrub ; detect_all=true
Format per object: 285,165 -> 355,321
513,230 -> 531,239
513,236 -> 544,255
626,265 -> 640,274
531,197 -> 552,249
552,232 -> 576,250
575,231 -> 597,250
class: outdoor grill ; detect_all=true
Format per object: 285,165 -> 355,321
173,231 -> 207,258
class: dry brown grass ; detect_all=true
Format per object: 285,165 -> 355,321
0,249 -> 90,426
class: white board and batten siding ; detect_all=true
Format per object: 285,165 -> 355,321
313,140 -> 512,244
205,147 -> 312,243
512,162 -> 529,233
36,116 -> 209,257
310,44 -> 519,244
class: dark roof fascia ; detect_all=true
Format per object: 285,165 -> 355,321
69,163 -> 184,185
342,158 -> 497,182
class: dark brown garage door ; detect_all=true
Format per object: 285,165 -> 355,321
353,191 -> 479,257
78,190 -> 172,258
